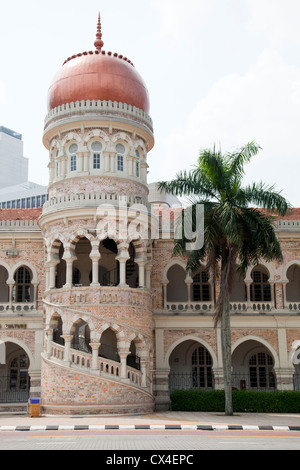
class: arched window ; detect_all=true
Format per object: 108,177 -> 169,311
10,354 -> 29,391
116,143 -> 125,172
191,346 -> 213,389
250,267 -> 271,302
0,266 -> 9,302
13,267 -> 32,302
166,264 -> 187,302
126,242 -> 139,288
249,352 -> 275,389
99,329 -> 120,362
91,141 -> 102,169
135,150 -> 140,178
72,320 -> 91,353
192,270 -> 210,301
127,340 -> 141,370
73,237 -> 92,286
69,143 -> 78,172
99,238 -> 119,286
286,264 -> 300,302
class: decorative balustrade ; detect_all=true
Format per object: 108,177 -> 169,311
162,300 -> 276,314
0,220 -> 40,231
0,302 -> 37,313
42,191 -> 151,215
48,341 -> 144,389
46,285 -> 147,308
166,301 -> 214,313
286,302 -> 300,313
277,219 -> 300,231
230,301 -> 273,313
44,99 -> 154,132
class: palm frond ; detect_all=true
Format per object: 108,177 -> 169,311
238,182 -> 290,216
226,141 -> 262,181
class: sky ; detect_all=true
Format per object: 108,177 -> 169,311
1,0 -> 300,205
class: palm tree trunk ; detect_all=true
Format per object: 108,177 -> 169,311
221,295 -> 233,416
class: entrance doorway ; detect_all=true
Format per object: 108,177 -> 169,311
0,342 -> 30,403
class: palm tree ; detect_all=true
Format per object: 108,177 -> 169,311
158,141 -> 290,415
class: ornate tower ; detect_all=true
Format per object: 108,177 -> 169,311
39,14 -> 155,415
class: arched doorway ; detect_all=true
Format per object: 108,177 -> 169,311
99,328 -> 120,362
166,264 -> 187,302
0,342 -> 30,403
71,319 -> 91,353
232,339 -> 276,390
99,238 -> 119,286
168,339 -> 214,393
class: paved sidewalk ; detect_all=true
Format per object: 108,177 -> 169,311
0,410 -> 300,431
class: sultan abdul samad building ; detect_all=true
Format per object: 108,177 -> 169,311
0,14 -> 300,415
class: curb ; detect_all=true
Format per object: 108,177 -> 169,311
1,424 -> 300,432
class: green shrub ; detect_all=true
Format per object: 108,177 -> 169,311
170,389 -> 300,413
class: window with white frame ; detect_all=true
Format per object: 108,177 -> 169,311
13,266 -> 32,303
249,352 -> 275,389
69,143 -> 78,172
91,141 -> 102,169
192,270 -> 210,301
116,143 -> 125,172
191,346 -> 213,389
250,268 -> 271,302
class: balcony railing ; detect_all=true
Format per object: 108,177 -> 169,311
49,341 -> 144,388
0,302 -> 36,313
162,300 -> 275,314
45,285 -> 148,309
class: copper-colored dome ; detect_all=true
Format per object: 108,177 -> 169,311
47,51 -> 150,114
47,14 -> 150,114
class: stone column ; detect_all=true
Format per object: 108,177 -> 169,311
145,263 -> 152,290
45,329 -> 53,358
162,283 -> 168,309
77,152 -> 84,173
119,351 -> 130,380
48,262 -> 58,290
84,154 -> 89,172
90,242 -> 101,286
62,156 -> 68,178
48,161 -> 55,184
90,342 -> 100,370
64,260 -> 74,288
185,280 -> 192,305
282,282 -> 287,309
140,360 -> 147,387
245,282 -> 251,308
61,335 -> 73,365
138,261 -> 146,288
33,283 -> 38,310
116,251 -> 130,287
62,248 -> 77,288
90,258 -> 100,286
8,283 -> 14,309
270,282 -> 275,308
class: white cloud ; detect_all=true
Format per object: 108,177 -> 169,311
156,48 -> 300,205
246,0 -> 300,47
152,0 -> 218,47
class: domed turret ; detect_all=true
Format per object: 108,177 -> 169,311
47,13 -> 150,113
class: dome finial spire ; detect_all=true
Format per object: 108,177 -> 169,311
94,12 -> 104,52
